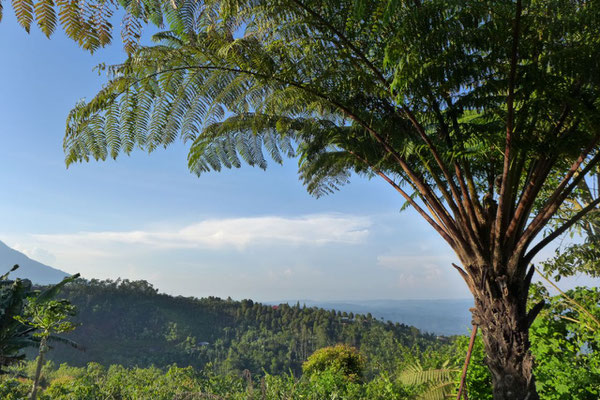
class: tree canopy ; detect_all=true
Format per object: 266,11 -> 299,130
51,0 -> 600,398
64,0 -> 600,265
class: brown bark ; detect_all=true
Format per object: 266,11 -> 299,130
468,265 -> 542,400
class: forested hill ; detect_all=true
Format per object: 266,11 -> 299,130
44,279 -> 442,377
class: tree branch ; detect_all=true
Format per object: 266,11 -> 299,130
523,196 -> 600,265
349,151 -> 457,247
289,0 -> 389,86
429,96 -> 482,240
517,141 -> 600,255
493,0 -> 522,265
505,158 -> 554,241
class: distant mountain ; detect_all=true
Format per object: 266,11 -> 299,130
274,299 -> 474,336
0,240 -> 69,284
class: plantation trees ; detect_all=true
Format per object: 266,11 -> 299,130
61,1 -> 599,399
15,299 -> 78,400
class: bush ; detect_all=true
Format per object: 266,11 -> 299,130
0,377 -> 30,399
302,344 -> 365,382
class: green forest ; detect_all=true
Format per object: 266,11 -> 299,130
1,276 -> 599,399
1,0 -> 600,398
30,279 -> 436,375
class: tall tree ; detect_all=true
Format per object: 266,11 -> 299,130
62,1 -> 600,399
15,298 -> 78,400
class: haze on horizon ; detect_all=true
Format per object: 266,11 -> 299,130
0,12 -> 596,302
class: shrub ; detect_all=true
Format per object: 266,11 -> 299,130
302,344 -> 365,382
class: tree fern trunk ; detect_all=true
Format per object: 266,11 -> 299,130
471,266 -> 540,400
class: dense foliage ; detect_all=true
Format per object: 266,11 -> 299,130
529,286 -> 600,399
1,361 -> 423,400
0,280 -> 600,400
0,266 -> 79,371
0,266 -> 35,369
43,278 -> 439,378
2,283 -> 598,400
0,280 -> 591,399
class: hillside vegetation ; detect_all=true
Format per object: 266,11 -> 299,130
1,279 -> 597,399
45,279 -> 441,377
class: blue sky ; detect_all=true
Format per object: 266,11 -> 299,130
0,14 -> 596,301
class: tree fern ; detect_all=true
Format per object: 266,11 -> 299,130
399,360 -> 460,400
60,1 -> 600,397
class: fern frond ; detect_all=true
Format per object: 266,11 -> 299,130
399,360 -> 460,400
418,381 -> 456,400
56,0 -> 82,41
34,0 -> 56,37
121,11 -> 142,54
12,0 -> 34,32
92,0 -> 113,45
104,101 -> 121,159
400,365 -> 459,386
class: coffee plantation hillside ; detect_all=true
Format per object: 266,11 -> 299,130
41,279 -> 441,377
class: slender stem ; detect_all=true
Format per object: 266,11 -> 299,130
456,325 -> 478,400
505,158 -> 552,240
463,162 -> 485,222
30,336 -> 47,400
402,107 -> 467,222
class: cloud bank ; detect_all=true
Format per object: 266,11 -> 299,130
32,214 -> 371,250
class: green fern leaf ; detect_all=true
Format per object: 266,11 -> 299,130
12,0 -> 34,32
121,11 -> 141,54
34,0 -> 56,37
56,0 -> 81,41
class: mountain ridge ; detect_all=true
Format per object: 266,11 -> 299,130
0,240 -> 69,284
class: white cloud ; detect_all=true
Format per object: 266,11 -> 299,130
32,214 -> 371,251
10,244 -> 57,264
